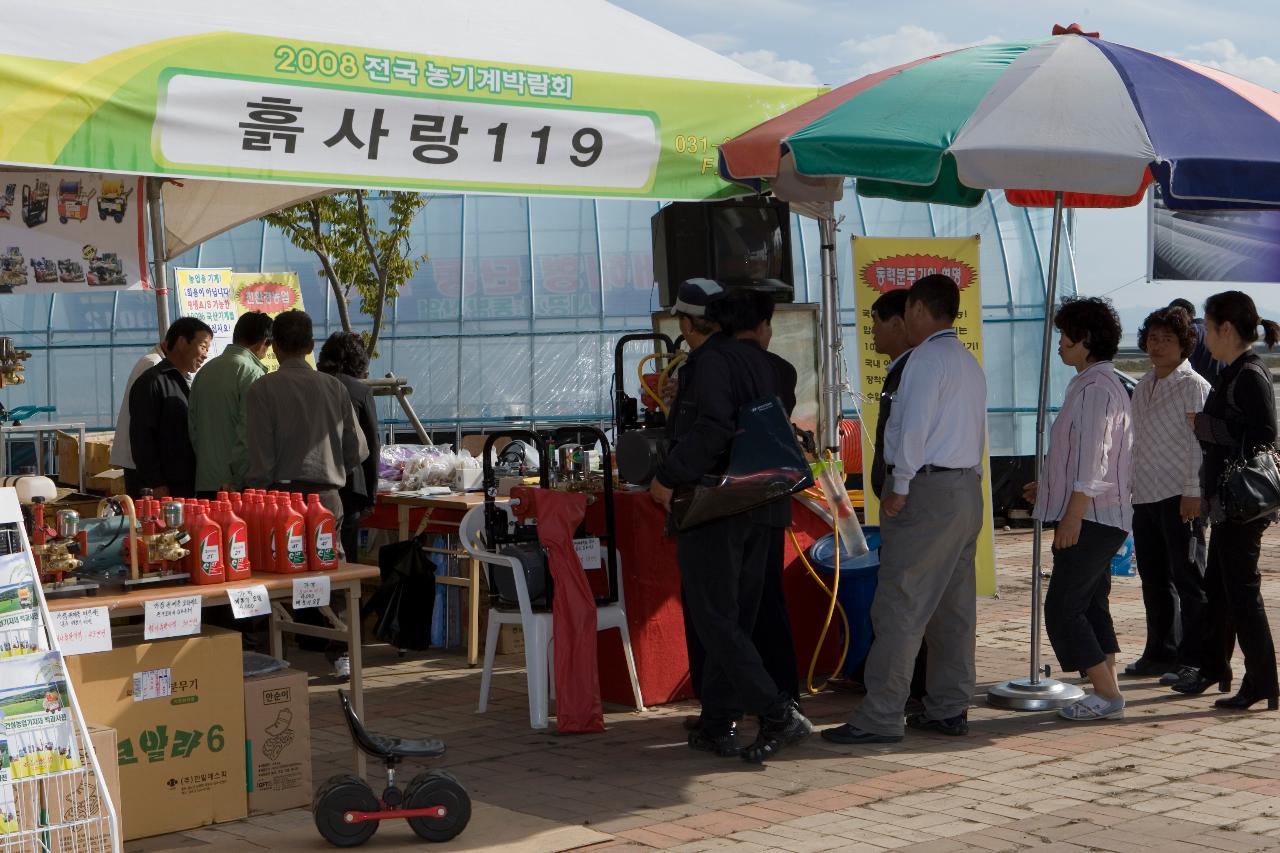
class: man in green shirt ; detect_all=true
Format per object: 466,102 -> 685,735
189,312 -> 273,496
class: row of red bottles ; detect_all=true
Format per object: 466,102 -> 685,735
163,491 -> 337,585
236,490 -> 337,577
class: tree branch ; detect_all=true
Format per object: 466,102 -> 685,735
309,202 -> 352,334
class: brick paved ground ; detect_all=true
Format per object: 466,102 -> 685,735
129,526 -> 1280,852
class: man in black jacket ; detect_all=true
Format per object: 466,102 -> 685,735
649,279 -> 813,764
128,317 -> 213,498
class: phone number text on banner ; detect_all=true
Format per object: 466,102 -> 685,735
157,74 -> 660,191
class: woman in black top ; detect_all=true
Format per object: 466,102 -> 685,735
1172,291 -> 1280,710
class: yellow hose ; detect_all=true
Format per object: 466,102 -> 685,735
791,524 -> 851,694
636,351 -> 685,416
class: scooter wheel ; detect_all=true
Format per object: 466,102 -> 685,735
59,217 -> 66,224
403,771 -> 471,842
313,774 -> 380,847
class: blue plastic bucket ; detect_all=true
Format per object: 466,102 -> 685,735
810,526 -> 880,675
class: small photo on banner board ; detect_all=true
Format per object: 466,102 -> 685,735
0,171 -> 146,294
851,235 -> 996,596
176,269 -> 308,370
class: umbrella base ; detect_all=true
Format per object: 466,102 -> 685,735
987,677 -> 1084,711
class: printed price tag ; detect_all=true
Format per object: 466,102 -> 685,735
227,584 -> 272,619
292,575 -> 331,610
51,607 -> 112,656
132,667 -> 172,702
574,537 -> 602,570
144,596 -> 202,640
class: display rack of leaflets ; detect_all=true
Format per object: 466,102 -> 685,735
0,488 -> 119,853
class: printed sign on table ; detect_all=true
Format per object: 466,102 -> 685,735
227,584 -> 271,619
143,596 -> 202,640
0,171 -> 145,295
50,608 -> 111,657
851,235 -> 997,597
292,575 -> 331,610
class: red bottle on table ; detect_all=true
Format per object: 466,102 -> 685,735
218,501 -> 252,581
270,495 -> 308,573
186,503 -> 225,585
305,493 -> 338,571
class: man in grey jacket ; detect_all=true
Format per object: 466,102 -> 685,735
245,310 -> 367,523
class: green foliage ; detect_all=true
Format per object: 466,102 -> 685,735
262,190 -> 428,355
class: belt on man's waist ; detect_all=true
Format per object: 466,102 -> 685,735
886,464 -> 964,476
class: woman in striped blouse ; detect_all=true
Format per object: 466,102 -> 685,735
1025,297 -> 1133,721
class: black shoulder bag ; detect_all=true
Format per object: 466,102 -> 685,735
668,394 -> 814,531
1217,360 -> 1280,523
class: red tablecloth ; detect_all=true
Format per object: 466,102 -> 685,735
367,490 -> 846,708
586,490 -> 844,707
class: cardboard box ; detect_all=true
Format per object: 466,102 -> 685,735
243,669 -> 311,815
497,623 -> 524,655
87,469 -> 126,496
50,490 -> 105,520
55,432 -> 114,488
45,725 -> 122,852
65,628 -> 247,840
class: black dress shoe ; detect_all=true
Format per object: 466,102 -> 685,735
688,726 -> 743,757
1170,667 -> 1232,695
906,713 -> 969,736
1160,665 -> 1196,686
1124,657 -> 1176,677
741,703 -> 814,764
1214,684 -> 1280,711
819,723 -> 903,745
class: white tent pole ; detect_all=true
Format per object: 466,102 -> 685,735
819,214 -> 842,451
147,177 -> 170,336
988,190 -> 1084,711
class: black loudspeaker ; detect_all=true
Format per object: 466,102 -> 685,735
652,203 -> 711,308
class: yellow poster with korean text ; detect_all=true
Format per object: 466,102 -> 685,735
175,269 -> 310,371
851,236 -> 996,596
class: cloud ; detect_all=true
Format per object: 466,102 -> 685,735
726,49 -> 821,86
690,32 -> 743,53
838,25 -> 1001,78
1177,39 -> 1280,90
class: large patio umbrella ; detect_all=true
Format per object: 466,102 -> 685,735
719,24 -> 1280,710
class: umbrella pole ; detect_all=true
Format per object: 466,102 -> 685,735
988,191 -> 1085,711
147,177 -> 171,338
819,214 -> 842,452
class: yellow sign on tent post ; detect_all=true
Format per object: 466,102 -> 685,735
851,235 -> 997,596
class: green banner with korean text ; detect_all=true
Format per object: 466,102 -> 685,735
0,34 -> 821,200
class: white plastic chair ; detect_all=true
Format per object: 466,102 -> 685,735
460,504 -> 645,729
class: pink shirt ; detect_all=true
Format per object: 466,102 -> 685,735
1033,360 -> 1134,532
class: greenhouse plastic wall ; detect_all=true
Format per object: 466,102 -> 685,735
0,182 -> 1075,457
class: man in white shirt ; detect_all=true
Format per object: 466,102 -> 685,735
1127,306 -> 1211,684
109,341 -> 166,497
823,274 -> 987,744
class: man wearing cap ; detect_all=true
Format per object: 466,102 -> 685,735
649,278 -> 814,764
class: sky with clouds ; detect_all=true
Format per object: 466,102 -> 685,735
612,0 -> 1280,336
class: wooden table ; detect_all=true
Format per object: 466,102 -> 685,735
47,563 -> 379,775
375,492 -> 497,667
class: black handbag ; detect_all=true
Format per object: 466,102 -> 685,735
669,394 -> 814,531
1217,361 -> 1280,523
1219,447 -> 1280,523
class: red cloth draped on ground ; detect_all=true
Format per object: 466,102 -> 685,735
516,487 -> 605,733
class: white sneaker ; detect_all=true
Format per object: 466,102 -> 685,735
333,654 -> 350,680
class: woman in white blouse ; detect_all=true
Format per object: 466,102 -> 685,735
1024,297 -> 1134,721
